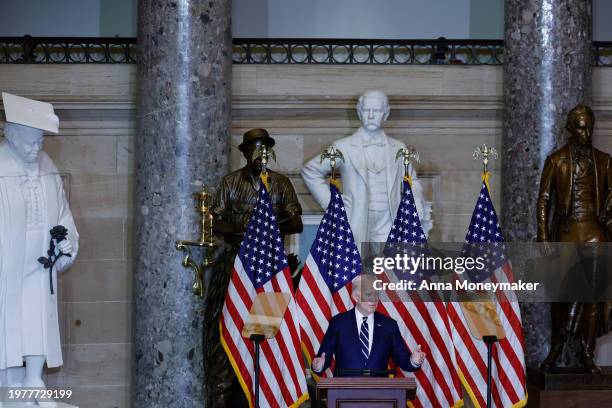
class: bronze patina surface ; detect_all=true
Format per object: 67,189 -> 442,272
537,105 -> 612,374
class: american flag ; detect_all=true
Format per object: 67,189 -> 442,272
380,178 -> 463,408
219,176 -> 308,408
295,182 -> 362,375
446,179 -> 527,408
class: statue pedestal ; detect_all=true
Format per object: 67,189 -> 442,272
527,367 -> 612,407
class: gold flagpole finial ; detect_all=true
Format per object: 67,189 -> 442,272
473,144 -> 498,174
253,144 -> 276,174
320,145 -> 344,182
396,147 -> 420,184
473,144 -> 498,189
253,145 -> 276,189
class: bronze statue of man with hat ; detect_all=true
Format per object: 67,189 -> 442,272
537,104 -> 612,373
204,128 -> 303,406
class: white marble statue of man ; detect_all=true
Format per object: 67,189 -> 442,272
301,90 -> 432,248
0,93 -> 79,400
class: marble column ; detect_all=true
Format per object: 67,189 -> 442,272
134,1 -> 231,406
503,0 -> 592,367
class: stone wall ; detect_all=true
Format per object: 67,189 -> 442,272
1,64 -> 612,407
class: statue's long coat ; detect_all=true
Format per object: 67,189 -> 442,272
0,142 -> 78,369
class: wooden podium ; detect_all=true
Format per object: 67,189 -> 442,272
316,377 -> 416,408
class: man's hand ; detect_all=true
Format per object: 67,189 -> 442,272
410,344 -> 426,367
56,239 -> 72,256
311,352 -> 326,373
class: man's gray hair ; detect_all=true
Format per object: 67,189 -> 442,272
357,90 -> 390,111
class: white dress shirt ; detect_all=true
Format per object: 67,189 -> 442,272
355,308 -> 374,354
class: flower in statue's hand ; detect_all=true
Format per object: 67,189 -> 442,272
39,225 -> 71,295
50,225 -> 68,242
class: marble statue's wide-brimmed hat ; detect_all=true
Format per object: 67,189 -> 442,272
2,92 -> 59,134
239,128 -> 275,152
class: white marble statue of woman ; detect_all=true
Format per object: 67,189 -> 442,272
0,93 -> 79,404
301,90 -> 432,248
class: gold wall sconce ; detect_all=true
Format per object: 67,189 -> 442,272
175,188 -> 218,297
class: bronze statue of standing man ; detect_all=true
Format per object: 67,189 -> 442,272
537,105 -> 612,373
204,129 -> 303,406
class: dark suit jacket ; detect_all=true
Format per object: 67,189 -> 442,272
312,308 -> 419,376
537,143 -> 612,241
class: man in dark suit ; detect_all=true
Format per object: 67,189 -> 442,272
311,275 -> 425,376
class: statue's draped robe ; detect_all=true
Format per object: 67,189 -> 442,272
0,142 -> 78,369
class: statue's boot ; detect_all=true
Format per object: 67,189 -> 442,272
582,353 -> 602,374
208,342 -> 242,407
581,303 -> 601,374
540,341 -> 563,372
541,302 -> 573,372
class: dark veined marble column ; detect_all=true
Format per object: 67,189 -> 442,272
503,0 -> 592,367
134,0 -> 231,406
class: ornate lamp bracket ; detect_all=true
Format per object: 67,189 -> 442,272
175,188 -> 218,298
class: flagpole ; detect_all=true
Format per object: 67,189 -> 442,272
249,143 -> 279,408
250,333 -> 265,408
483,335 -> 499,408
473,144 -> 499,408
